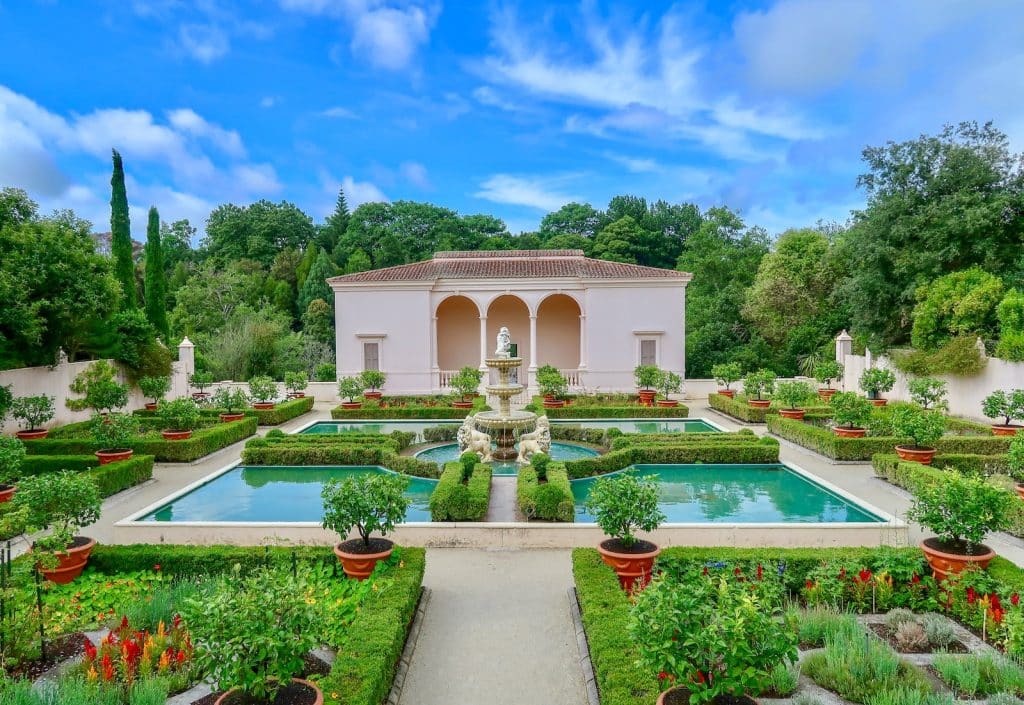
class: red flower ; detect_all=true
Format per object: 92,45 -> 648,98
839,567 -> 847,580
911,573 -> 920,585
805,579 -> 814,589
83,637 -> 97,662
154,564 -> 161,572
756,564 -> 763,581
176,650 -> 187,664
702,567 -> 708,576
991,593 -> 1002,610
694,670 -> 706,684
658,671 -> 670,681
1013,593 -> 1020,607
967,587 -> 977,604
101,654 -> 114,682
993,607 -> 1005,624
734,567 -> 742,576
120,615 -> 130,631
173,613 -> 182,629
857,569 -> 872,583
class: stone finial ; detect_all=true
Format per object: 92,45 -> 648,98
179,337 -> 194,349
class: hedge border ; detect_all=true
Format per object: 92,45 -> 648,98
517,464 -> 574,522
248,396 -> 315,425
240,440 -> 441,479
707,392 -> 833,424
564,437 -> 780,479
428,462 -> 491,521
530,403 -> 692,419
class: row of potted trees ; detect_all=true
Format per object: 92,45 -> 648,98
634,365 -> 683,407
337,370 -> 389,408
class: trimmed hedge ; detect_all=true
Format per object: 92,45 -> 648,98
609,430 -> 755,450
330,405 -> 477,420
549,425 -> 608,445
707,392 -> 833,423
248,395 -> 314,425
428,462 -> 491,521
537,403 -> 691,419
564,437 -> 780,478
260,431 -> 416,451
517,464 -> 574,521
422,425 -> 460,442
25,417 -> 257,462
767,415 -> 1013,461
241,441 -> 441,479
17,454 -> 154,497
871,452 -> 1013,480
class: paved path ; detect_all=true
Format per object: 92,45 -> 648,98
485,476 -> 523,522
398,548 -> 587,705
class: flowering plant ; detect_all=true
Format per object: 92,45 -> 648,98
83,614 -> 192,686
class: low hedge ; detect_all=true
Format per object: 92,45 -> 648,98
536,404 -> 691,419
707,392 -> 833,423
261,430 -> 416,451
517,464 -> 574,521
549,425 -> 608,445
422,425 -> 460,442
248,396 -> 315,425
767,415 -> 1013,461
871,452 -> 1013,480
25,417 -> 258,462
241,441 -> 441,478
428,462 -> 491,521
331,405 -> 477,420
609,430 -> 756,450
564,437 -> 780,478
17,454 -> 154,497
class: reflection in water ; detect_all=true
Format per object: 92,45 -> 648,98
572,464 -> 882,524
145,466 -> 435,523
414,442 -> 599,476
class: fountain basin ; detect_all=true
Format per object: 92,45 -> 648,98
416,441 -> 599,476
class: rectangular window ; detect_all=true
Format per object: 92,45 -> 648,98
640,339 -> 657,366
363,342 -> 380,371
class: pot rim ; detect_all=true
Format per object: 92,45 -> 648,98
920,538 -> 995,561
334,538 -> 395,560
597,538 -> 661,560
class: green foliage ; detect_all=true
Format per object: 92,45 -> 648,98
814,360 -> 844,386
633,364 -> 661,390
67,360 -> 129,413
204,199 -> 316,267
0,383 -> 11,423
536,364 -> 568,398
1010,435 -> 1024,480
91,412 -> 139,449
831,391 -> 874,429
188,370 -> 213,393
247,375 -> 278,403
802,628 -> 930,703
458,451 -> 478,482
774,380 -> 815,409
565,436 -> 781,478
110,150 -> 137,310
743,368 -> 777,400
584,474 -> 665,546
298,248 -> 336,314
541,400 -> 691,419
859,367 -> 896,397
284,369 -> 308,393
449,365 -> 482,399
338,376 -> 364,402
429,462 -> 491,521
157,397 -> 202,432
0,436 -> 25,486
711,362 -> 743,388
911,267 -> 1005,350
321,472 -> 410,545
997,289 -> 1024,361
303,298 -> 335,348
211,385 -> 249,414
10,395 -> 55,430
893,335 -> 988,376
143,206 -> 169,336
247,395 -> 313,424
983,390 -> 1024,426
908,377 -> 948,410
360,369 -> 386,392
890,406 -> 947,449
100,309 -> 172,380
517,464 -> 574,521
531,451 -> 551,480
931,653 -> 1024,698
315,362 -> 337,381
658,370 -> 682,397
13,469 -> 101,552
907,473 -> 1013,549
137,375 -> 170,403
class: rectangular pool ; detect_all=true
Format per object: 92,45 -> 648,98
571,464 -> 885,524
298,418 -> 721,437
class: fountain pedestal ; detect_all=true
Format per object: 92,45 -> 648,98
473,356 -> 536,460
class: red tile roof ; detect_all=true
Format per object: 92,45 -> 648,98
329,250 -> 691,283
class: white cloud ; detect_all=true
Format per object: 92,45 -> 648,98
167,108 -> 246,157
475,174 -> 581,212
603,152 -> 660,174
259,96 -> 277,109
321,106 -> 358,119
472,86 -> 523,113
178,23 -> 229,63
400,161 -> 431,189
342,176 -> 387,207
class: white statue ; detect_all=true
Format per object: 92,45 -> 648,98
457,416 -> 493,462
516,416 -> 552,463
495,326 -> 511,358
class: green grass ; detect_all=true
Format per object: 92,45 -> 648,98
932,654 -> 1024,697
803,629 -> 931,703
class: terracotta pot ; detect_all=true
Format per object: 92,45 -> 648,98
543,399 -> 566,408
214,678 -> 324,705
340,401 -> 363,410
637,389 -> 657,407
252,402 -> 276,410
543,394 -> 555,401
38,537 -> 96,585
95,449 -> 134,465
452,400 -> 473,409
597,539 -> 661,594
144,402 -> 158,411
833,426 -> 867,438
992,425 -> 1022,437
162,429 -> 193,441
656,687 -> 758,705
1016,484 -> 1024,501
717,389 -> 735,398
656,399 -> 679,408
363,391 -> 383,400
871,398 -> 888,407
817,388 -> 837,401
219,412 -> 245,423
0,485 -> 14,503
287,392 -> 306,399
921,539 -> 996,582
779,408 -> 805,420
191,392 -> 210,402
15,429 -> 48,440
333,540 -> 394,580
895,445 -> 936,464
748,399 -> 771,408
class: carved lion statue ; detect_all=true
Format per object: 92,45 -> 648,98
457,416 -> 493,462
516,416 -> 551,463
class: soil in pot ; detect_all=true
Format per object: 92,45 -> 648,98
921,537 -> 996,581
334,538 -> 394,581
214,679 -> 323,705
658,687 -> 757,705
992,425 -> 1022,436
15,429 -> 48,440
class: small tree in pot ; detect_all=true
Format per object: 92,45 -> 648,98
157,397 -> 202,440
66,360 -> 128,414
859,367 -> 896,405
138,375 -> 171,410
360,369 -> 386,399
813,360 -> 844,400
337,376 -> 365,409
982,389 -> 1024,436
908,377 -> 948,411
907,473 -> 1013,581
742,369 -> 776,408
450,366 -> 483,408
0,436 -> 26,503
584,474 -> 666,593
14,470 -> 101,584
657,371 -> 682,408
283,370 -> 308,399
91,412 -> 138,464
829,391 -> 873,437
212,387 -> 249,422
321,472 -> 410,580
248,376 -> 278,410
773,380 -> 815,420
890,406 -> 946,464
188,371 -> 214,401
11,395 -> 55,440
635,365 -> 662,406
537,365 -> 569,407
711,362 -> 743,398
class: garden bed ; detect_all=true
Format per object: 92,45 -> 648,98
428,461 -> 492,521
517,463 -> 574,521
708,392 -> 832,423
240,432 -> 440,478
527,397 -> 691,418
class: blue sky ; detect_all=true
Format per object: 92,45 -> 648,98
2,0 -> 1023,241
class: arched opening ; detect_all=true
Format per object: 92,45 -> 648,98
537,294 -> 582,370
486,295 -> 531,376
436,296 -> 480,371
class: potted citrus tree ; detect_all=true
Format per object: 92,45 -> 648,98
10,395 -> 55,440
774,380 -> 815,420
908,377 -> 948,411
742,369 -> 776,409
0,436 -> 25,503
813,360 -> 844,401
91,412 -> 138,464
537,365 -> 569,408
284,371 -> 309,399
13,470 -> 102,584
337,376 -> 365,410
656,371 -> 682,408
138,375 -> 171,411
321,472 -> 410,580
584,474 -> 666,593
248,376 -> 278,410
1009,433 -> 1024,500
635,365 -> 662,406
157,397 -> 202,441
188,371 -> 214,402
859,367 -> 896,406
829,391 -> 873,437
66,360 -> 129,414
711,362 -> 742,398
631,570 -> 798,705
907,473 -> 1013,580
184,568 -> 322,705
450,366 -> 482,409
982,389 -> 1024,436
360,370 -> 386,400
890,406 -> 945,464
212,387 -> 249,422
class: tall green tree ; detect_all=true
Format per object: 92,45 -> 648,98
143,206 -> 169,337
592,216 -> 643,263
110,149 -> 137,309
321,188 -> 350,256
202,200 -> 316,266
539,202 -> 606,242
298,250 -> 337,315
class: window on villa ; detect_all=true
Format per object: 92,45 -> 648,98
363,342 -> 380,371
640,339 -> 657,366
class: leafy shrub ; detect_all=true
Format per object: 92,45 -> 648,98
360,369 -> 386,392
322,473 -> 410,547
983,390 -> 1024,426
315,363 -> 337,382
831,391 -> 873,429
743,368 -> 777,400
775,381 -> 815,409
907,473 -> 1013,551
449,366 -> 482,399
711,362 -> 743,389
996,288 -> 1024,361
459,451 -> 478,483
920,613 -> 958,650
429,462 -> 490,521
211,386 -> 249,414
531,452 -> 550,481
283,370 -> 308,393
91,412 -> 139,450
188,371 -> 213,393
13,469 -> 101,553
893,335 -> 987,376
814,360 -> 844,387
137,375 -> 171,403
890,406 -> 946,449
911,267 -> 1004,350
157,397 -> 202,432
1011,434 -> 1024,480
860,367 -> 896,398
908,377 -> 948,411
584,474 -> 664,547
67,360 -> 129,413
247,375 -> 278,403
517,464 -> 574,522
893,621 -> 929,651
658,371 -> 682,397
338,376 -> 364,403
11,395 -> 55,430
536,364 -> 569,398
0,436 -> 25,487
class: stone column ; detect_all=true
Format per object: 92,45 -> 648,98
430,315 -> 439,391
177,337 -> 195,398
478,316 -> 489,395
578,314 -> 588,369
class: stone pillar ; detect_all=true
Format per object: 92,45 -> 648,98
478,316 -> 488,370
528,314 -> 538,369
578,314 -> 588,369
177,337 -> 195,398
430,315 -> 439,390
835,330 -> 852,364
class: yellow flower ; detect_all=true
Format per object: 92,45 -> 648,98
305,597 -> 317,605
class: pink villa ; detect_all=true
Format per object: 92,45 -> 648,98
328,249 -> 693,395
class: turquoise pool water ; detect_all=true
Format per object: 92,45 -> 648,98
571,464 -> 883,524
299,418 -> 720,437
141,466 -> 436,523
415,442 -> 599,476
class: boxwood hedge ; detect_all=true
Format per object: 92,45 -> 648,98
428,462 -> 491,521
549,425 -> 608,445
248,395 -> 314,425
707,392 -> 833,423
563,436 -> 780,478
517,464 -> 574,522
536,403 -> 691,419
18,454 -> 154,497
240,435 -> 440,478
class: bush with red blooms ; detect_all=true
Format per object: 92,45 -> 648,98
83,614 -> 192,686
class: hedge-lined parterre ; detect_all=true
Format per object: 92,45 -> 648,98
708,392 -> 833,423
240,431 -> 439,478
526,398 -> 691,418
517,463 -> 574,521
428,461 -> 492,521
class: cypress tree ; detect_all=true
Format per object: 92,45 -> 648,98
299,250 -> 337,314
110,149 -> 137,309
321,187 -> 350,253
143,206 -> 169,337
